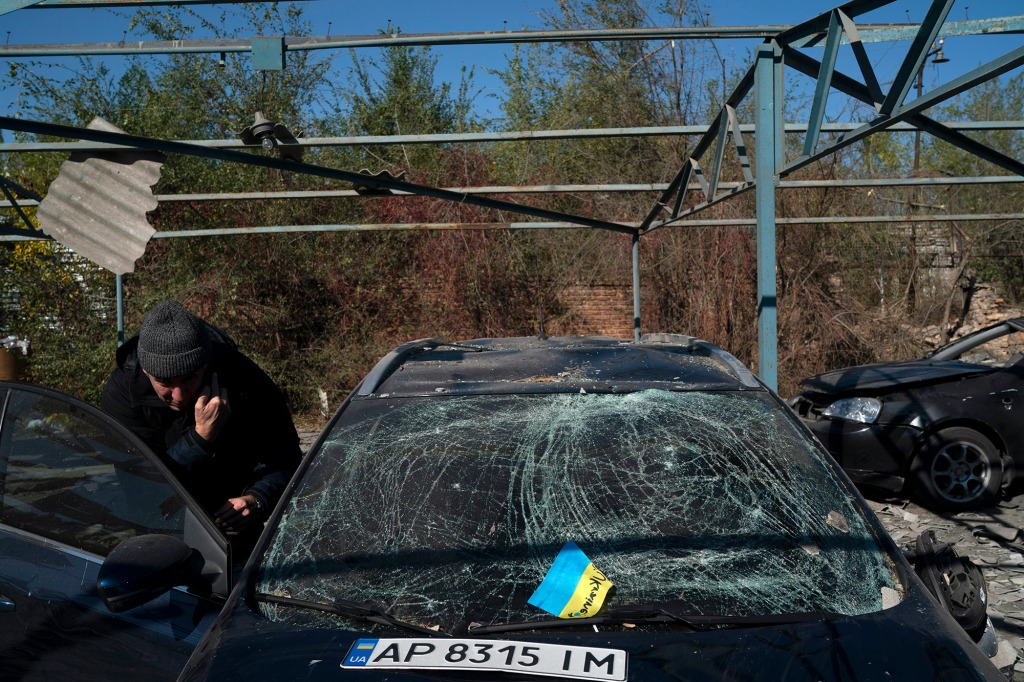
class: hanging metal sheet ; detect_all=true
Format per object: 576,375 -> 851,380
36,117 -> 164,274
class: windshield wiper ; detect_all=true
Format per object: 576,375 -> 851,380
255,593 -> 441,636
467,606 -> 842,635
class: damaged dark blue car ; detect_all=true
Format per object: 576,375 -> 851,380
57,335 -> 1003,680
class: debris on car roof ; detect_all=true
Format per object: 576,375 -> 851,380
357,335 -> 761,397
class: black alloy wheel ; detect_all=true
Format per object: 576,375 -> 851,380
910,427 -> 1002,511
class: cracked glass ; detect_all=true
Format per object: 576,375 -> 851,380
257,389 -> 899,632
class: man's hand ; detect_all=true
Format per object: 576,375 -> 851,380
194,372 -> 231,442
214,495 -> 263,535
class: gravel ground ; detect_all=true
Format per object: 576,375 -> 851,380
298,431 -> 1023,677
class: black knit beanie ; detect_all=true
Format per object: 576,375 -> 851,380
137,300 -> 212,380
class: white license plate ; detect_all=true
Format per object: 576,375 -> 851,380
342,637 -> 628,681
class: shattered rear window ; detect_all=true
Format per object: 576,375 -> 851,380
257,390 -> 898,632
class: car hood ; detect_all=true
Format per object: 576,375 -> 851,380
799,360 -> 993,396
180,589 -> 1002,682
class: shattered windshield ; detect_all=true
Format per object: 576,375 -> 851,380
257,390 -> 898,632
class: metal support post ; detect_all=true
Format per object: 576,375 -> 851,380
755,41 -> 781,390
116,274 -> 124,347
632,230 -> 641,342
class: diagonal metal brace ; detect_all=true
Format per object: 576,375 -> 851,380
640,63 -> 757,232
0,175 -> 40,231
783,46 -> 1024,178
878,0 -> 955,117
0,116 -> 638,235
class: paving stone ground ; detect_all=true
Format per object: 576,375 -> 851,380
298,431 -> 1023,677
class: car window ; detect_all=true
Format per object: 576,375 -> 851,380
0,387 -> 185,556
956,330 -> 1024,366
258,390 -> 899,632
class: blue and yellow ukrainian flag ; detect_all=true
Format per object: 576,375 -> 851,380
528,541 -> 613,618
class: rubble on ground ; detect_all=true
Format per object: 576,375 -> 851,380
867,494 -> 1024,679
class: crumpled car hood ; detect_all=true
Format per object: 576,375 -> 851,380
800,360 -> 993,395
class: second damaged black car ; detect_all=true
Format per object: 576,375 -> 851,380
95,334 -> 998,681
792,317 -> 1024,511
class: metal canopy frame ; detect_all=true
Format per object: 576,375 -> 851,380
2,11 -> 1021,56
642,0 -> 1024,387
0,0 -> 1022,388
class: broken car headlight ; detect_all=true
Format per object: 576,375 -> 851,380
822,397 -> 882,424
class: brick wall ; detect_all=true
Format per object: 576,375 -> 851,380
552,282 -> 635,338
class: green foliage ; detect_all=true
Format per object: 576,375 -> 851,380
0,240 -> 117,402
490,45 -> 562,184
324,32 -> 480,174
492,0 -> 715,197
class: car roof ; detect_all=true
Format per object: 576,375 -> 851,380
357,334 -> 763,397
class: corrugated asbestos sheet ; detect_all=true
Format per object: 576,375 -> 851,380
37,117 -> 164,275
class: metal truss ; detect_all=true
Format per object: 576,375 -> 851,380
642,0 -> 1024,386
0,0 -> 1022,384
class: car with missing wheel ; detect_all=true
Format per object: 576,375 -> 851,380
790,317 -> 1024,511
73,334 -> 998,681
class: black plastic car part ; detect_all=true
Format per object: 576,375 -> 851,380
357,338 -> 450,396
97,534 -> 199,613
907,530 -> 988,641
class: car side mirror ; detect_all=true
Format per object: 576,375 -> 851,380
97,534 -> 199,613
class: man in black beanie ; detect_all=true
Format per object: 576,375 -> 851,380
101,300 -> 301,555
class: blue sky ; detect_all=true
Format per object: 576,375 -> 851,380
0,0 -> 1019,124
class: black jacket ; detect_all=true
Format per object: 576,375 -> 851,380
101,329 -> 301,519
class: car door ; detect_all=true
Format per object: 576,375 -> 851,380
928,326 -> 1024,434
0,382 -> 225,682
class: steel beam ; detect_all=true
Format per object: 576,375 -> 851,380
23,0 -> 250,6
878,0 -> 954,116
795,15 -> 1024,48
1,16 -> 1019,58
755,40 -> 781,390
837,9 -> 884,107
2,13 -> 1022,58
784,48 -> 1024,178
639,63 -> 756,231
708,111 -> 729,200
0,0 -> 43,15
138,212 -> 1024,229
0,115 -> 636,235
3,120 -> 1022,154
1,211 -> 1022,243
804,10 -> 843,156
646,183 -> 756,232
632,231 -> 641,342
3,175 -> 1016,209
728,107 -> 754,184
0,26 -> 868,59
776,0 -> 894,45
